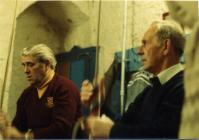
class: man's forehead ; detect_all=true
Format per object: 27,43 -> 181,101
143,26 -> 157,40
21,55 -> 36,62
142,31 -> 152,42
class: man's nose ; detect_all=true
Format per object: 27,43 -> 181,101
24,66 -> 29,73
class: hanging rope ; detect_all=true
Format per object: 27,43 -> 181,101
72,1 -> 102,139
93,0 -> 102,116
198,0 -> 199,18
120,0 -> 128,115
0,0 -> 18,108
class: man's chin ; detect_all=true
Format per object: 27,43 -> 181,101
29,82 -> 35,86
31,82 -> 41,87
143,65 -> 148,71
28,80 -> 36,85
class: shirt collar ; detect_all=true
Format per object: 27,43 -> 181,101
157,63 -> 184,85
38,70 -> 55,89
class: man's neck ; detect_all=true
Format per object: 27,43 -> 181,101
154,58 -> 179,76
37,69 -> 55,89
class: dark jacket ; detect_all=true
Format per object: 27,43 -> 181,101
110,71 -> 184,138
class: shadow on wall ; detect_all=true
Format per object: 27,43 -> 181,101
7,1 -> 89,119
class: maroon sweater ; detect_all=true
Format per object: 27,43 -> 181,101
12,74 -> 82,139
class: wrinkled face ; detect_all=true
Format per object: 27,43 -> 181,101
21,55 -> 47,86
166,1 -> 198,28
137,26 -> 164,75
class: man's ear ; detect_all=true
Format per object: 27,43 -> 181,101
45,60 -> 51,68
162,39 -> 172,55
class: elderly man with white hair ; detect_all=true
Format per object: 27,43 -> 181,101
0,44 -> 82,139
82,20 -> 185,138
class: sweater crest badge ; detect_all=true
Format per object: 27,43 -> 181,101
46,97 -> 54,108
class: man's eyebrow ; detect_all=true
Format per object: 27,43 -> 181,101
21,62 -> 33,65
142,40 -> 146,43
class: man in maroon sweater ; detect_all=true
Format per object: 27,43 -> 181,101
2,44 -> 82,139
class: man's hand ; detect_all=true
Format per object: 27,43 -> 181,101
80,80 -> 93,105
0,110 -> 30,139
0,110 -> 10,131
2,126 -> 24,139
85,114 -> 114,138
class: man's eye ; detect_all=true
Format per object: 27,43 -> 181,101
27,63 -> 34,67
24,63 -> 35,67
142,41 -> 146,46
143,42 -> 148,47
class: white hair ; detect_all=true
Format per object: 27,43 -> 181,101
153,20 -> 185,56
21,44 -> 57,69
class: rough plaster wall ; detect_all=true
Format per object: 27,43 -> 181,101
0,1 -> 16,106
131,1 -> 168,47
65,20 -> 93,51
7,5 -> 61,119
17,0 -> 36,17
98,1 -> 132,77
64,1 -> 98,51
